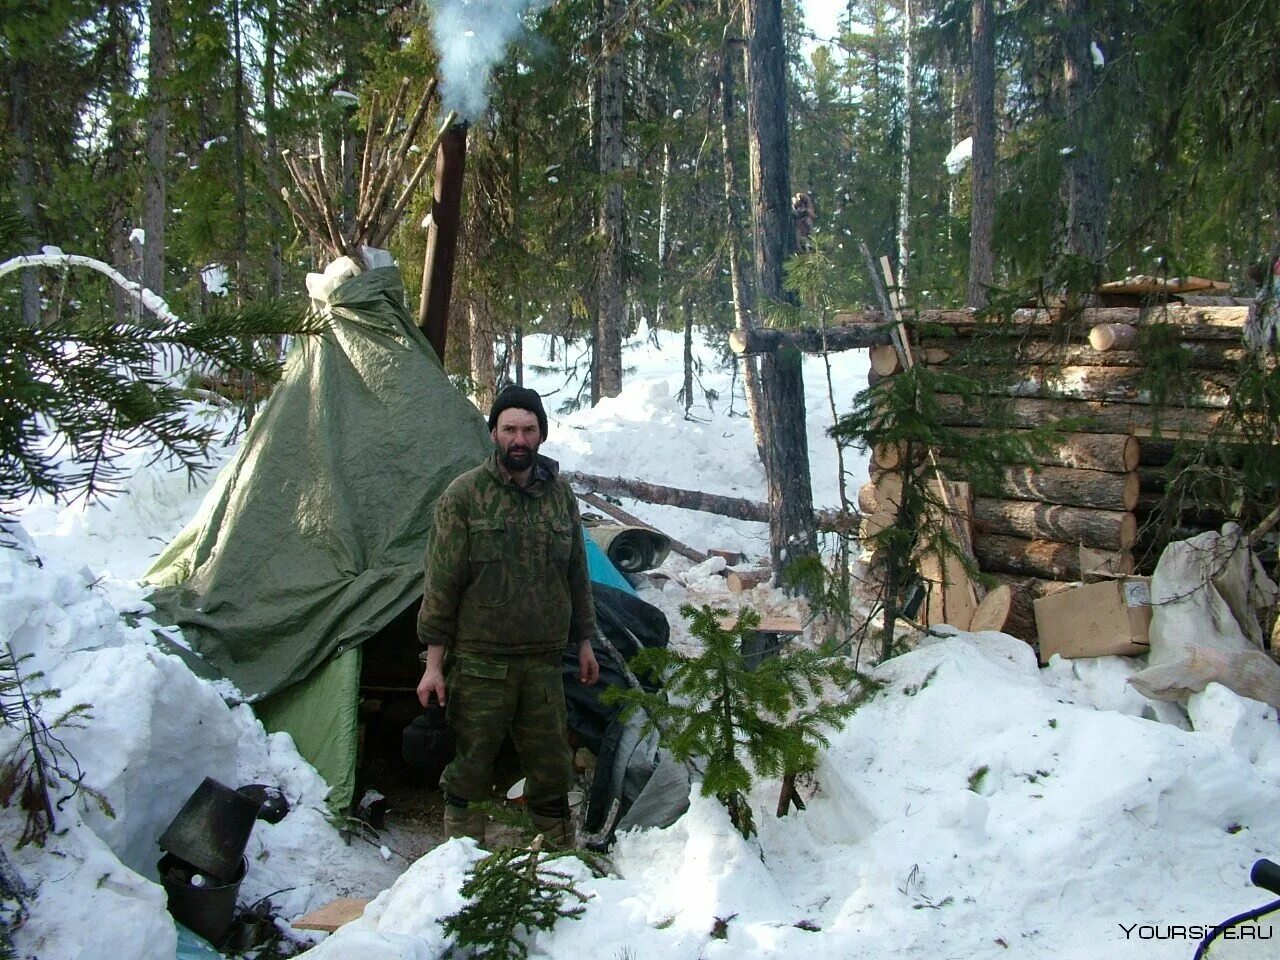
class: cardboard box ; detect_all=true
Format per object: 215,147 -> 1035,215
1033,577 -> 1152,664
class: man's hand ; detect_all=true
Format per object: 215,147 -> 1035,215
577,640 -> 600,685
417,646 -> 447,707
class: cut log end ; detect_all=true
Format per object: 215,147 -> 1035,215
1089,322 -> 1137,352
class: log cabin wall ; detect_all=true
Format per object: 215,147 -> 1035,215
854,299 -> 1260,644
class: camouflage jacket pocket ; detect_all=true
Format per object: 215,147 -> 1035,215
469,525 -> 512,607
455,653 -> 509,680
547,521 -> 573,566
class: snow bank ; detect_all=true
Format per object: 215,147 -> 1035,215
287,629 -> 1280,960
0,527 -> 398,956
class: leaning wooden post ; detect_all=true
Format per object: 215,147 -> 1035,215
418,120 -> 468,361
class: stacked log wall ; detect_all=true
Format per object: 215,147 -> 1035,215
854,301 -> 1258,645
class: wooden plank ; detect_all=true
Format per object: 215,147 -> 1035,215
293,898 -> 370,933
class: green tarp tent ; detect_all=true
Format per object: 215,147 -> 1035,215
146,267 -> 492,810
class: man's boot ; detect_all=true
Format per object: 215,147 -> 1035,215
443,795 -> 486,845
528,796 -> 574,850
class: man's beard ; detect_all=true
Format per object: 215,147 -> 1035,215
498,442 -> 536,472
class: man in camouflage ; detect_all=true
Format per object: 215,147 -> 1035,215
417,384 -> 600,847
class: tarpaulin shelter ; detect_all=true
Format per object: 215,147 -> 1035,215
144,268 -> 684,830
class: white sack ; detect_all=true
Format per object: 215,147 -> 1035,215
1129,523 -> 1280,707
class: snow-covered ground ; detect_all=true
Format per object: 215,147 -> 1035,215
6,324 -> 1280,959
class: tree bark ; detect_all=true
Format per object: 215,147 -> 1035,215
104,0 -> 133,322
972,498 -> 1137,550
230,0 -> 255,424
933,393 -> 1229,438
9,58 -> 41,326
1060,0 -> 1108,264
469,294 -> 497,410
833,304 -> 1254,338
730,323 -> 894,355
143,0 -> 171,298
593,0 -> 625,401
974,534 -> 1131,581
896,0 -> 914,291
949,428 -> 1139,472
968,0 -> 995,307
682,294 -> 694,413
924,341 -> 1248,370
568,471 -> 770,523
718,28 -> 766,463
939,364 -> 1234,407
744,0 -> 817,577
938,460 -> 1139,510
261,0 -> 283,298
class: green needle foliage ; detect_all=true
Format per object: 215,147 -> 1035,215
442,841 -> 590,960
0,209 -> 326,508
603,604 -> 880,839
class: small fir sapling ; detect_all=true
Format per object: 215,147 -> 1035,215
0,642 -> 112,850
602,604 -> 880,839
442,837 -> 590,960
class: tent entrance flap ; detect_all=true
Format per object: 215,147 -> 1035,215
255,646 -> 363,813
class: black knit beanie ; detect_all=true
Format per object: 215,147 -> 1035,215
488,384 -> 548,439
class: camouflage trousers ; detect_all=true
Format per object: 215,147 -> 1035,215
441,649 -> 572,808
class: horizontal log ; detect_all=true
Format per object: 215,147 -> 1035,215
870,343 -> 903,376
973,534 -> 1132,581
729,323 -> 893,356
931,365 -> 1234,407
934,393 -> 1228,438
949,428 -> 1138,472
921,340 -> 1248,370
833,304 -> 1253,339
567,471 -> 768,522
987,574 -> 1077,641
566,471 -> 850,533
1089,322 -> 1137,351
971,498 -> 1137,550
937,459 -> 1139,511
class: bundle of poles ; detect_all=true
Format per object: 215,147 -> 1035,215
278,77 -> 457,262
732,296 -> 1262,642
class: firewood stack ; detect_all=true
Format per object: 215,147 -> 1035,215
853,282 -> 1259,643
278,77 -> 457,264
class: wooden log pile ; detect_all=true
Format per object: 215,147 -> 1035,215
850,297 -> 1258,643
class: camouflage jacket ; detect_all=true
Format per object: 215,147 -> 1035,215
416,452 -> 597,657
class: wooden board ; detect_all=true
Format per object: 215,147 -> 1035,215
293,898 -> 370,933
968,584 -> 1013,633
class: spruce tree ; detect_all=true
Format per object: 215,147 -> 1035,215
604,604 -> 877,839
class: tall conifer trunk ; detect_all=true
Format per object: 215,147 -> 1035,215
143,0 -> 171,298
896,0 -> 914,291
744,0 -> 817,578
1060,0 -> 1107,266
593,0 -> 625,401
968,0 -> 995,307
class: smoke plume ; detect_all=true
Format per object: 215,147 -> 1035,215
425,0 -> 547,120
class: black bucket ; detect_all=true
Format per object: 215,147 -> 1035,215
159,852 -> 247,946
159,777 -> 261,883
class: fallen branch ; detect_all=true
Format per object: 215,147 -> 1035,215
566,471 -> 855,534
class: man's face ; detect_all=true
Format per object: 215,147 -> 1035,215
492,408 -> 542,473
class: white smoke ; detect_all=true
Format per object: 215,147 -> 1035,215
425,0 -> 548,120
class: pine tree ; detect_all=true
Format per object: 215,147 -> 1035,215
604,604 -> 877,839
